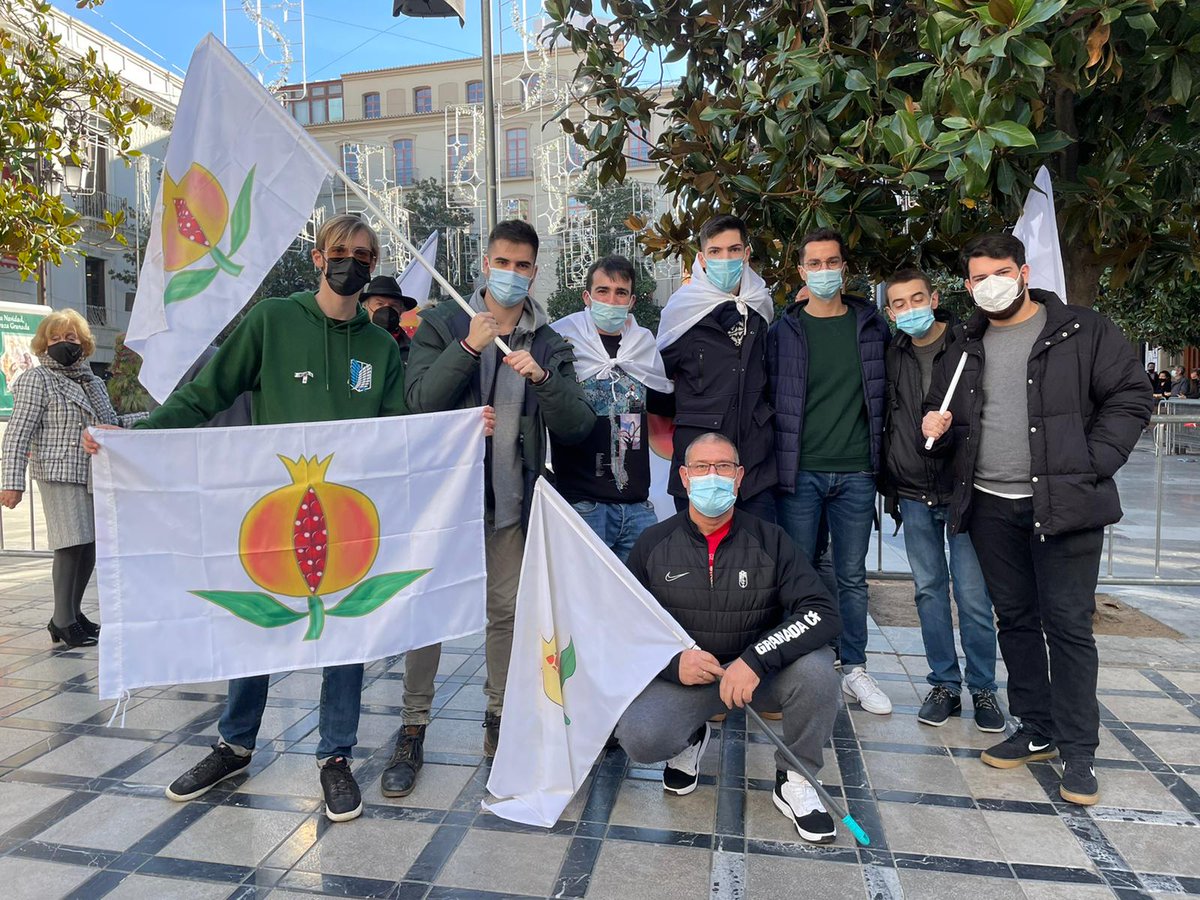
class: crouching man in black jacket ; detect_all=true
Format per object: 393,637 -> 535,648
615,432 -> 842,844
922,234 -> 1152,807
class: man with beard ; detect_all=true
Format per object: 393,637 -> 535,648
922,234 -> 1151,807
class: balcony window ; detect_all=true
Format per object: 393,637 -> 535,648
393,139 -> 414,186
363,92 -> 381,119
85,257 -> 106,326
415,86 -> 433,114
467,80 -> 484,104
505,127 -> 529,178
628,123 -> 653,167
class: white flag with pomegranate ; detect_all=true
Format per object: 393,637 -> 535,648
92,409 -> 486,699
126,34 -> 335,401
484,480 -> 692,827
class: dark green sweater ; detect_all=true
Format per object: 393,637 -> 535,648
137,291 -> 406,429
798,307 -> 870,472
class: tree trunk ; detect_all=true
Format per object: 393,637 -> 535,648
1061,242 -> 1104,308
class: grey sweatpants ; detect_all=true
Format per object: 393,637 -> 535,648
616,646 -> 840,775
403,520 -> 525,723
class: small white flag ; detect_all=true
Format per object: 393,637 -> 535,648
126,35 -> 336,401
92,409 -> 487,699
397,232 -> 439,306
1013,166 -> 1068,304
484,480 -> 691,827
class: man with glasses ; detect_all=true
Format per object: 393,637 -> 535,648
655,215 -> 777,521
616,432 -> 842,843
767,228 -> 892,716
92,215 -> 409,823
549,255 -> 673,561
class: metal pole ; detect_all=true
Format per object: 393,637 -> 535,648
1106,524 -> 1114,577
1154,420 -> 1165,577
480,0 -> 499,236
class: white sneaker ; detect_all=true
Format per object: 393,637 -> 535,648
662,723 -> 711,795
773,770 -> 836,843
842,667 -> 893,715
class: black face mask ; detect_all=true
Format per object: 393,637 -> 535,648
47,341 -> 83,367
322,256 -> 372,297
371,306 -> 400,332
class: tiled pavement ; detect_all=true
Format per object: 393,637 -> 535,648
1,559 -> 1199,899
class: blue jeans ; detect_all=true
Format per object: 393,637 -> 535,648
571,499 -> 659,564
899,500 -> 997,694
219,663 -> 363,760
776,471 -> 876,667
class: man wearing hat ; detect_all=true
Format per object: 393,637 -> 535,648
362,275 -> 417,364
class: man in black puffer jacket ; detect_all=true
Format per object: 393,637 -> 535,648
615,433 -> 842,845
922,234 -> 1152,809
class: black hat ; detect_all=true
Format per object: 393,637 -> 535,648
361,275 -> 417,310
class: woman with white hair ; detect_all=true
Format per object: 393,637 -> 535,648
0,309 -> 144,647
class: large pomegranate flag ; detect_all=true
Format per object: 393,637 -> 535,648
90,410 -> 486,699
126,34 -> 335,402
484,480 -> 692,827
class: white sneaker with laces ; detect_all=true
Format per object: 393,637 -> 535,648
662,723 -> 711,795
842,667 -> 893,715
773,770 -> 836,843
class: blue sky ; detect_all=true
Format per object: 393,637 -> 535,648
52,0 -> 534,81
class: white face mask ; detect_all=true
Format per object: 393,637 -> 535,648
971,274 -> 1023,313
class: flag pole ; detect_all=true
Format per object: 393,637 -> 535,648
332,168 -> 512,355
744,704 -> 872,846
925,351 -> 968,450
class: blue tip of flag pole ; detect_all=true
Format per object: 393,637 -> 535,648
842,814 -> 871,846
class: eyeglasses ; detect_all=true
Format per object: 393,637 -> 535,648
324,246 -> 377,265
687,462 -> 740,477
804,258 -> 843,271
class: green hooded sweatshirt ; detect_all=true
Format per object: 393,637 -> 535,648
137,291 -> 406,429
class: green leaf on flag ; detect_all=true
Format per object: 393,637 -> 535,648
164,267 -> 219,304
558,639 -> 576,683
229,166 -> 255,253
326,569 -> 432,619
190,590 -> 307,628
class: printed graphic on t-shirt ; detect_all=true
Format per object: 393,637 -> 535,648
581,371 -> 646,492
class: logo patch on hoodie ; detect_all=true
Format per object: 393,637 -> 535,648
349,359 -> 373,393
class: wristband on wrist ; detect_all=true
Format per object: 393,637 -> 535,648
460,339 -> 481,358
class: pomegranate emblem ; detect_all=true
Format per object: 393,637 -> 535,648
192,454 -> 429,640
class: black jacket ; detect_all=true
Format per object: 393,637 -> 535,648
881,310 -> 960,508
626,511 -> 841,682
660,307 -> 776,501
923,291 -> 1153,536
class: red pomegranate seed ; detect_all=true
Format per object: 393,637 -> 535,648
292,487 -> 328,593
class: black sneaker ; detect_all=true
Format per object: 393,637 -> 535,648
1059,758 -> 1099,805
380,724 -> 425,798
165,743 -> 251,801
662,723 -> 710,796
483,712 -> 501,757
980,726 -> 1058,769
320,756 -> 362,822
971,690 -> 1006,733
773,770 -> 836,844
917,685 -> 961,726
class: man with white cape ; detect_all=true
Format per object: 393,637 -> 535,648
550,255 -> 675,560
656,215 -> 777,522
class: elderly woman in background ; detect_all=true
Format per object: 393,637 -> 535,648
0,309 -> 144,648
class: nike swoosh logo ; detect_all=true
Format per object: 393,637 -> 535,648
1028,741 -> 1050,752
664,572 -> 690,582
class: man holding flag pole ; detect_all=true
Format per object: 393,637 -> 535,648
922,233 -> 1151,806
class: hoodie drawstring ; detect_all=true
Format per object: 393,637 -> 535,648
323,316 -> 331,393
346,327 -> 351,399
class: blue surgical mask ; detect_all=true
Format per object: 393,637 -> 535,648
688,473 -> 737,517
588,297 -> 630,333
486,267 -> 531,308
895,307 -> 935,338
806,268 -> 843,300
704,257 -> 743,293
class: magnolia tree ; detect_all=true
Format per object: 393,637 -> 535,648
1,0 -> 153,277
546,0 -> 1200,307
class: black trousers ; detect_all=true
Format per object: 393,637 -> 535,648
966,490 -> 1103,759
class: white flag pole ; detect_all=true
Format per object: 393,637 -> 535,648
925,351 -> 969,450
333,169 -> 512,355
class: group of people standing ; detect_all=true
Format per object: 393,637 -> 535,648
16,209 -> 1150,839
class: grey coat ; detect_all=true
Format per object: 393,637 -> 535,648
1,365 -> 142,491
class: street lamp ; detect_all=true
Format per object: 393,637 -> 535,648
392,0 -> 499,237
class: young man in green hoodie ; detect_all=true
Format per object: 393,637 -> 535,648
379,219 -> 594,798
85,215 -> 406,823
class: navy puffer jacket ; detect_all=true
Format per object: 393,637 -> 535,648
767,296 -> 890,492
